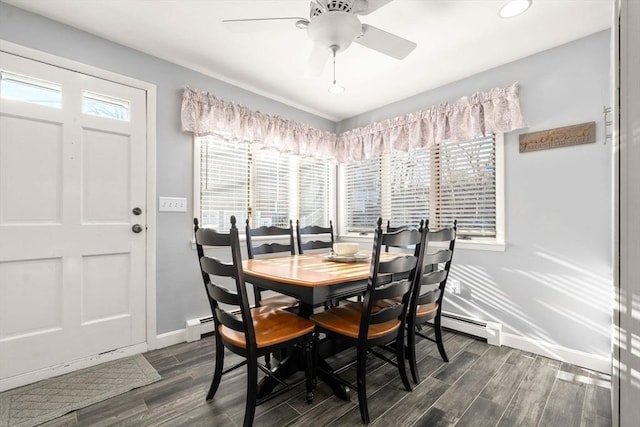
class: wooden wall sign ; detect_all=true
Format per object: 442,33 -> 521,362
519,121 -> 596,153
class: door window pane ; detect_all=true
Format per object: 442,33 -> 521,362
0,72 -> 62,108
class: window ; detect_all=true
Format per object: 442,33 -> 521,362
344,157 -> 381,233
82,91 -> 130,121
196,136 -> 333,231
342,135 -> 501,239
0,71 -> 62,108
298,157 -> 332,227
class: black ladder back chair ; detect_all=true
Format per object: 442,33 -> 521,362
407,220 -> 457,384
296,220 -> 334,254
310,217 -> 427,424
385,220 -> 420,253
245,219 -> 298,309
194,217 -> 315,427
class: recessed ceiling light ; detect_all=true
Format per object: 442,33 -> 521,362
499,0 -> 532,18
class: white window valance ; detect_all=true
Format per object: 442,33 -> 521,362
181,87 -> 336,159
181,83 -> 525,163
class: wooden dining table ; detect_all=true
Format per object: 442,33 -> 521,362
243,252 -> 398,400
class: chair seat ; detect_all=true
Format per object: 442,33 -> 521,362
220,306 -> 315,349
310,305 -> 400,340
416,302 -> 438,318
258,293 -> 299,309
375,298 -> 438,318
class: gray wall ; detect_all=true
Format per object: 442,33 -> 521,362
340,31 -> 612,357
0,2 -> 335,334
1,2 -> 612,358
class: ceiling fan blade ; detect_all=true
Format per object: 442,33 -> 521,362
354,24 -> 417,59
222,17 -> 307,32
356,0 -> 394,15
304,44 -> 330,77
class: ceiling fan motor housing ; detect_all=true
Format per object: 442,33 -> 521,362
311,0 -> 357,17
307,11 -> 362,52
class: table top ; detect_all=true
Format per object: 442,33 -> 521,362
242,254 -> 368,288
242,253 -> 399,288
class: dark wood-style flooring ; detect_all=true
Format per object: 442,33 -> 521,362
40,330 -> 612,426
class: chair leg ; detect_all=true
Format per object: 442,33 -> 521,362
312,330 -> 319,387
264,353 -> 271,369
304,336 -> 314,404
396,328 -> 412,392
243,355 -> 258,427
434,313 -> 449,362
356,347 -> 370,424
407,318 -> 420,385
206,334 -> 225,401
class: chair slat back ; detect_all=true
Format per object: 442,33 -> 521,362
194,217 -> 257,348
361,218 -> 427,337
296,220 -> 334,254
246,219 -> 295,259
410,220 -> 457,319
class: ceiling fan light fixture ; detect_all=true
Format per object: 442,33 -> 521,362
499,0 -> 532,18
328,81 -> 345,94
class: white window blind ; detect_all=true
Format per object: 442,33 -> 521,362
197,136 -> 332,231
251,147 -> 290,227
389,148 -> 432,228
345,157 -> 382,233
199,137 -> 249,229
298,157 -> 331,227
436,137 -> 496,236
345,136 -> 497,237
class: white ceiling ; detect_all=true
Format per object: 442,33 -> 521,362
4,0 -> 612,121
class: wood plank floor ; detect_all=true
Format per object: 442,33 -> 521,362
40,330 -> 612,426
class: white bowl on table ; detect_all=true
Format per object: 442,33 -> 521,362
333,243 -> 360,257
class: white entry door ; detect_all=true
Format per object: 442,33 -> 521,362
0,52 -> 148,382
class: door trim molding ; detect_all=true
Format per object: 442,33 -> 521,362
0,40 -> 158,350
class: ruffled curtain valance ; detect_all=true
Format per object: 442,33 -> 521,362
181,83 -> 525,163
181,87 -> 336,159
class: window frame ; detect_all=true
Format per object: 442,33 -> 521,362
193,136 -> 337,235
337,133 -> 505,251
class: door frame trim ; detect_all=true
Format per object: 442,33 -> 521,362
0,40 -> 158,349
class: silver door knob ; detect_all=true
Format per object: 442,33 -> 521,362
132,224 -> 144,233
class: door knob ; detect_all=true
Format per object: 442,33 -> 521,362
132,224 -> 144,233
132,207 -> 142,215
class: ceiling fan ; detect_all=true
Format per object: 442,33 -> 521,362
223,0 -> 417,76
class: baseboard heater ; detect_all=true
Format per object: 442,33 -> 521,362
186,315 -> 215,342
186,312 -> 502,346
441,311 -> 502,346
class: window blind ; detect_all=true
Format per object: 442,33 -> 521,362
251,147 -> 290,227
389,148 -> 432,229
298,157 -> 331,227
200,137 -> 249,230
345,157 -> 382,233
344,136 -> 496,237
435,137 -> 496,236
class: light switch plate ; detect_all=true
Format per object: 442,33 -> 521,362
159,197 -> 187,212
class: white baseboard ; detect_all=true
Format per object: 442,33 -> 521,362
501,332 -> 611,374
0,343 -> 148,393
154,329 -> 188,349
439,312 -> 610,374
154,318 -> 612,375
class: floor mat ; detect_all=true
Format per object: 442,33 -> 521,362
0,354 -> 160,427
